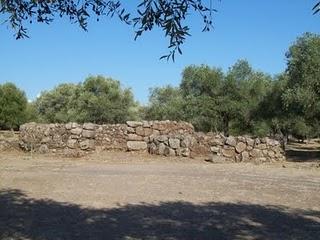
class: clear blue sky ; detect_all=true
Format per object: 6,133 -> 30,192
0,0 -> 319,104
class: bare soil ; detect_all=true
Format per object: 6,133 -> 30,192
1,149 -> 320,240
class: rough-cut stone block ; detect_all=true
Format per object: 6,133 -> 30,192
237,136 -> 246,142
127,141 -> 147,151
71,127 -> 82,135
71,122 -> 79,129
158,143 -> 166,155
211,138 -> 224,146
181,148 -> 190,157
65,123 -> 72,130
82,130 -> 95,138
127,127 -> 135,133
142,121 -> 151,128
135,126 -> 145,136
246,138 -> 255,147
144,128 -> 153,137
225,136 -> 237,147
127,121 -> 143,127
41,137 -> 51,144
250,149 -> 262,158
241,151 -> 250,162
164,147 -> 176,157
235,142 -> 247,153
148,143 -> 157,154
169,138 -> 180,149
83,123 -> 95,130
67,139 -> 78,149
80,139 -> 95,150
256,144 -> 267,150
210,146 -> 220,153
222,148 -> 235,158
127,134 -> 143,141
155,135 -> 168,142
39,144 -> 49,154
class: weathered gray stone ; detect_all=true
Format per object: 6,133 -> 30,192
181,136 -> 193,148
65,123 -> 72,130
39,144 -> 49,154
71,127 -> 82,135
235,142 -> 246,153
246,138 -> 255,147
82,130 -> 95,138
127,141 -> 147,151
225,136 -> 237,147
127,121 -> 143,127
255,138 -> 261,145
80,139 -> 95,150
169,138 -> 180,149
158,143 -> 166,155
181,148 -> 190,157
155,135 -> 168,142
164,147 -> 176,157
127,134 -> 143,141
83,123 -> 96,130
148,142 -> 157,154
67,139 -> 78,149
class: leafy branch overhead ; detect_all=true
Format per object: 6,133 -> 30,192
0,0 -> 214,60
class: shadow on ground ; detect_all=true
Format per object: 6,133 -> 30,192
285,142 -> 320,162
0,189 -> 319,240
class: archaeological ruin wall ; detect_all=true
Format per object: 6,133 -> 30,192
18,121 -> 285,162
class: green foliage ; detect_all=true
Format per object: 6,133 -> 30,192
35,76 -> 137,124
0,83 -> 27,130
145,86 -> 185,121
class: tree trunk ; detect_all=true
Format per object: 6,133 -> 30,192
223,115 -> 229,137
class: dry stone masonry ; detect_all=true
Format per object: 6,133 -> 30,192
19,120 -> 285,162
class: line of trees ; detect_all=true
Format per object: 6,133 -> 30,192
1,32 -> 320,140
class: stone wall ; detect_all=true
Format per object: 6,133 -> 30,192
0,130 -> 20,152
19,121 -> 285,162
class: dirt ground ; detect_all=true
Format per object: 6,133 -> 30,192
1,150 -> 320,240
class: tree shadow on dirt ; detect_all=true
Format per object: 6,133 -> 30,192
286,149 -> 320,162
0,189 -> 319,240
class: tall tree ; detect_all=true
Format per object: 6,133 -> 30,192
35,75 -> 138,124
282,32 -> 320,138
0,82 -> 28,130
